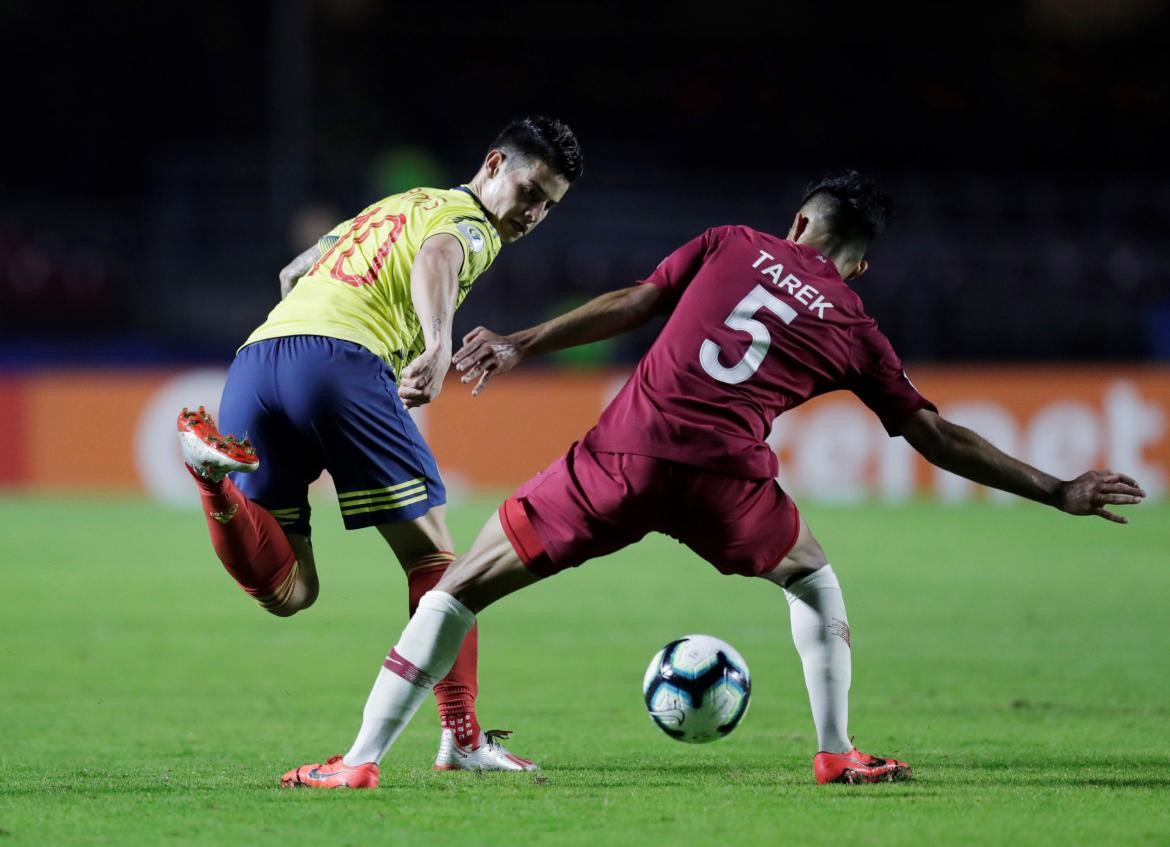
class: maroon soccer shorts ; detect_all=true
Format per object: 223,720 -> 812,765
498,441 -> 800,578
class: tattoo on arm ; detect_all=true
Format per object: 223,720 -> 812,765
411,234 -> 461,352
279,244 -> 322,299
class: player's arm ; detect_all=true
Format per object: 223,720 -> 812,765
278,245 -> 321,299
453,282 -> 666,396
900,408 -> 1145,523
397,233 -> 463,408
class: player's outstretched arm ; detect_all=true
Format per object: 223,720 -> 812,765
278,244 -> 322,299
900,409 -> 1146,523
398,234 -> 463,408
453,283 -> 665,395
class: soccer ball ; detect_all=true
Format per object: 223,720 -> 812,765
642,634 -> 751,743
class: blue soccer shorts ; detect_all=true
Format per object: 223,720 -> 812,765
217,335 -> 445,536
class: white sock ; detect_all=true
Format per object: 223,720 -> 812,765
784,565 -> 852,754
343,591 -> 476,765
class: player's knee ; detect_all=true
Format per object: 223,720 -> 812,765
264,592 -> 317,617
259,570 -> 319,617
378,509 -> 455,569
437,559 -> 540,615
433,561 -> 476,600
434,561 -> 503,614
761,520 -> 829,587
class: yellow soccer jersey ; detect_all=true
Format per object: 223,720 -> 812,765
243,186 -> 501,375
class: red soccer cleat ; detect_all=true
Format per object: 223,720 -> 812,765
813,747 -> 913,784
177,406 -> 259,482
280,755 -> 379,789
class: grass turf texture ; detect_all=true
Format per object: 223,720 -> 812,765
2,495 -> 1168,846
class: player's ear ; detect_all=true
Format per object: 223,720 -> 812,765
787,212 -> 808,240
484,149 -> 505,177
846,259 -> 869,280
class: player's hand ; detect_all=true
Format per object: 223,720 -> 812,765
398,347 -> 451,408
1055,470 -> 1146,524
453,327 -> 523,397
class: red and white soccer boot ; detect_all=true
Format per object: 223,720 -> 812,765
813,746 -> 913,784
280,755 -> 379,789
177,406 -> 259,482
433,729 -> 539,772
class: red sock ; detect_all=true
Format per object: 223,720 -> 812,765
407,553 -> 481,746
188,465 -> 297,602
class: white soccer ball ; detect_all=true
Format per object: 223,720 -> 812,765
642,634 -> 751,743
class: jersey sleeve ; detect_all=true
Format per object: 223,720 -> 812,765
422,209 -> 497,285
316,219 -> 351,254
848,320 -> 937,436
640,228 -> 718,309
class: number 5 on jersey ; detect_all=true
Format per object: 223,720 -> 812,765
700,285 -> 798,385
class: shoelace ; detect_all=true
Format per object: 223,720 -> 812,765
483,729 -> 513,749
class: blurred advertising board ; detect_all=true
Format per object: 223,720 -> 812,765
0,367 -> 1165,503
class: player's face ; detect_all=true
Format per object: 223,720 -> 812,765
479,150 -> 571,243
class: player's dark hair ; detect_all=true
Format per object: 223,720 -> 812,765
800,170 -> 891,246
490,116 -> 584,183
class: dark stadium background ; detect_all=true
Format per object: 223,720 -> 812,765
3,1 -> 1168,367
4,9 -> 1170,844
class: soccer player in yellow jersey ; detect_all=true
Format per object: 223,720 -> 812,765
176,117 -> 582,778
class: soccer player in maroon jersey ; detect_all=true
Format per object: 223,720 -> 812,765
281,171 -> 1145,787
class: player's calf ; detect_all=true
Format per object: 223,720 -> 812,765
178,406 -> 307,613
433,512 -> 543,613
402,550 -> 486,745
254,558 -> 319,617
256,533 -> 319,617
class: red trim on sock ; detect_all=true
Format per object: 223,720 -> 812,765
406,552 -> 456,573
383,648 -> 436,688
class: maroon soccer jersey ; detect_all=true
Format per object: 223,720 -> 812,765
585,226 -> 935,478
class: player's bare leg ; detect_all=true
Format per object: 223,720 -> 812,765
376,504 -> 455,564
179,406 -> 316,617
757,515 -> 830,589
757,517 -> 912,784
283,512 -> 540,787
433,512 -> 542,612
270,533 -> 319,616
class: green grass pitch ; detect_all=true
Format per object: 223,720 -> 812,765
2,494 -> 1168,845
